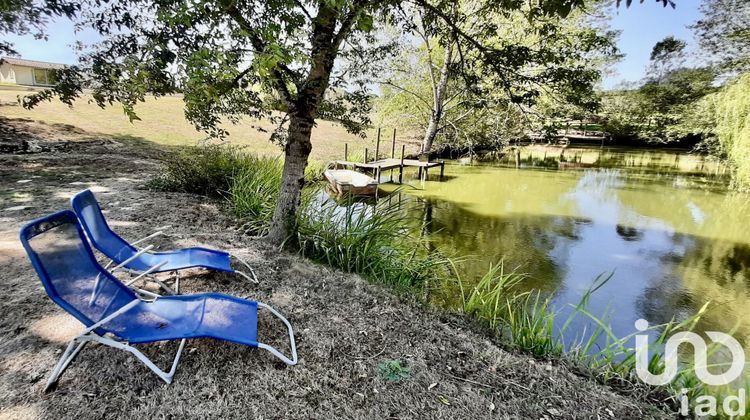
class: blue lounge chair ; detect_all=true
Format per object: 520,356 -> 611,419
71,189 -> 258,288
20,210 -> 297,392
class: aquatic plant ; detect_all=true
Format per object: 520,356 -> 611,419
151,144 -> 748,417
296,197 -> 449,288
454,263 -> 749,417
228,156 -> 283,235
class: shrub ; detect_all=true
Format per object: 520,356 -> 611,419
148,144 -> 255,196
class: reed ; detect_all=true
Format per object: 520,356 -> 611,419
152,145 -> 747,416
228,156 -> 283,235
455,263 -> 748,416
296,198 -> 449,288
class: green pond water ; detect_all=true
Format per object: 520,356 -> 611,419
373,145 -> 750,356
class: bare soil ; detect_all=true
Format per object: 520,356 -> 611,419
0,117 -> 673,419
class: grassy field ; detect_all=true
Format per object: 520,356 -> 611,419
0,88 -> 417,162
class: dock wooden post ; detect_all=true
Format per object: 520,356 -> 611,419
375,127 -> 381,161
440,160 -> 445,180
390,128 -> 396,181
391,129 -> 396,157
344,143 -> 348,161
364,147 -> 368,163
398,145 -> 405,183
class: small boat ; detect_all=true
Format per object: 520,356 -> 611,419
324,164 -> 379,196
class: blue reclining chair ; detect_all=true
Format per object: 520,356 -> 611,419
20,210 -> 297,392
71,189 -> 258,289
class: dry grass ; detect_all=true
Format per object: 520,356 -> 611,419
0,88 -> 420,162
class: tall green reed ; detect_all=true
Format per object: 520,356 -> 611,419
296,197 -> 449,288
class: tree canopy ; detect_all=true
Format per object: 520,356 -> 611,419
692,0 -> 750,75
376,1 -> 619,154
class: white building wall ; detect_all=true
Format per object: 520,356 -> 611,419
14,66 -> 34,85
0,62 -> 15,84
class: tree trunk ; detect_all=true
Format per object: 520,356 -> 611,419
266,112 -> 314,245
421,112 -> 441,156
420,44 -> 453,157
265,1 -> 354,244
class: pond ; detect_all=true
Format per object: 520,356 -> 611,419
374,145 -> 750,357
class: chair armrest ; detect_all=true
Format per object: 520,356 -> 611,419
110,245 -> 155,273
130,228 -> 170,248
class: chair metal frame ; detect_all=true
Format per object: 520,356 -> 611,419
46,291 -> 298,392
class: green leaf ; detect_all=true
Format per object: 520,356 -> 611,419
356,13 -> 373,32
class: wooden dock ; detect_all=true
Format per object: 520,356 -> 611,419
338,128 -> 446,184
332,158 -> 445,184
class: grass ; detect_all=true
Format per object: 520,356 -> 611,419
0,88 -> 420,162
454,263 -> 750,417
147,144 -> 257,196
150,145 -> 448,289
228,159 -> 283,235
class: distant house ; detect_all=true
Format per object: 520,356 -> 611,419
0,57 -> 66,87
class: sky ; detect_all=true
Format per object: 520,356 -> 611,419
4,1 -> 704,91
603,0 -> 703,89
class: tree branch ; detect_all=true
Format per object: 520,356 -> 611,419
224,4 -> 296,105
378,80 -> 433,108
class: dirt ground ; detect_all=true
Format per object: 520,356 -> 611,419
0,117 -> 673,419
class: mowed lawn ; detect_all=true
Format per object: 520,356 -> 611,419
0,88 -> 416,162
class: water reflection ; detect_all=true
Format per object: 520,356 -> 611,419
321,146 -> 750,366
408,146 -> 750,354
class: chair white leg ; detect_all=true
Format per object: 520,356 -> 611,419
45,334 -> 187,391
235,270 -> 259,284
93,336 -> 187,384
45,338 -> 87,392
257,302 -> 298,366
231,254 -> 259,283
174,271 -> 180,294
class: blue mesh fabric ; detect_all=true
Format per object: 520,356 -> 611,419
71,190 -> 234,273
20,211 -> 136,328
20,211 -> 258,346
106,294 -> 258,345
70,190 -> 139,266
